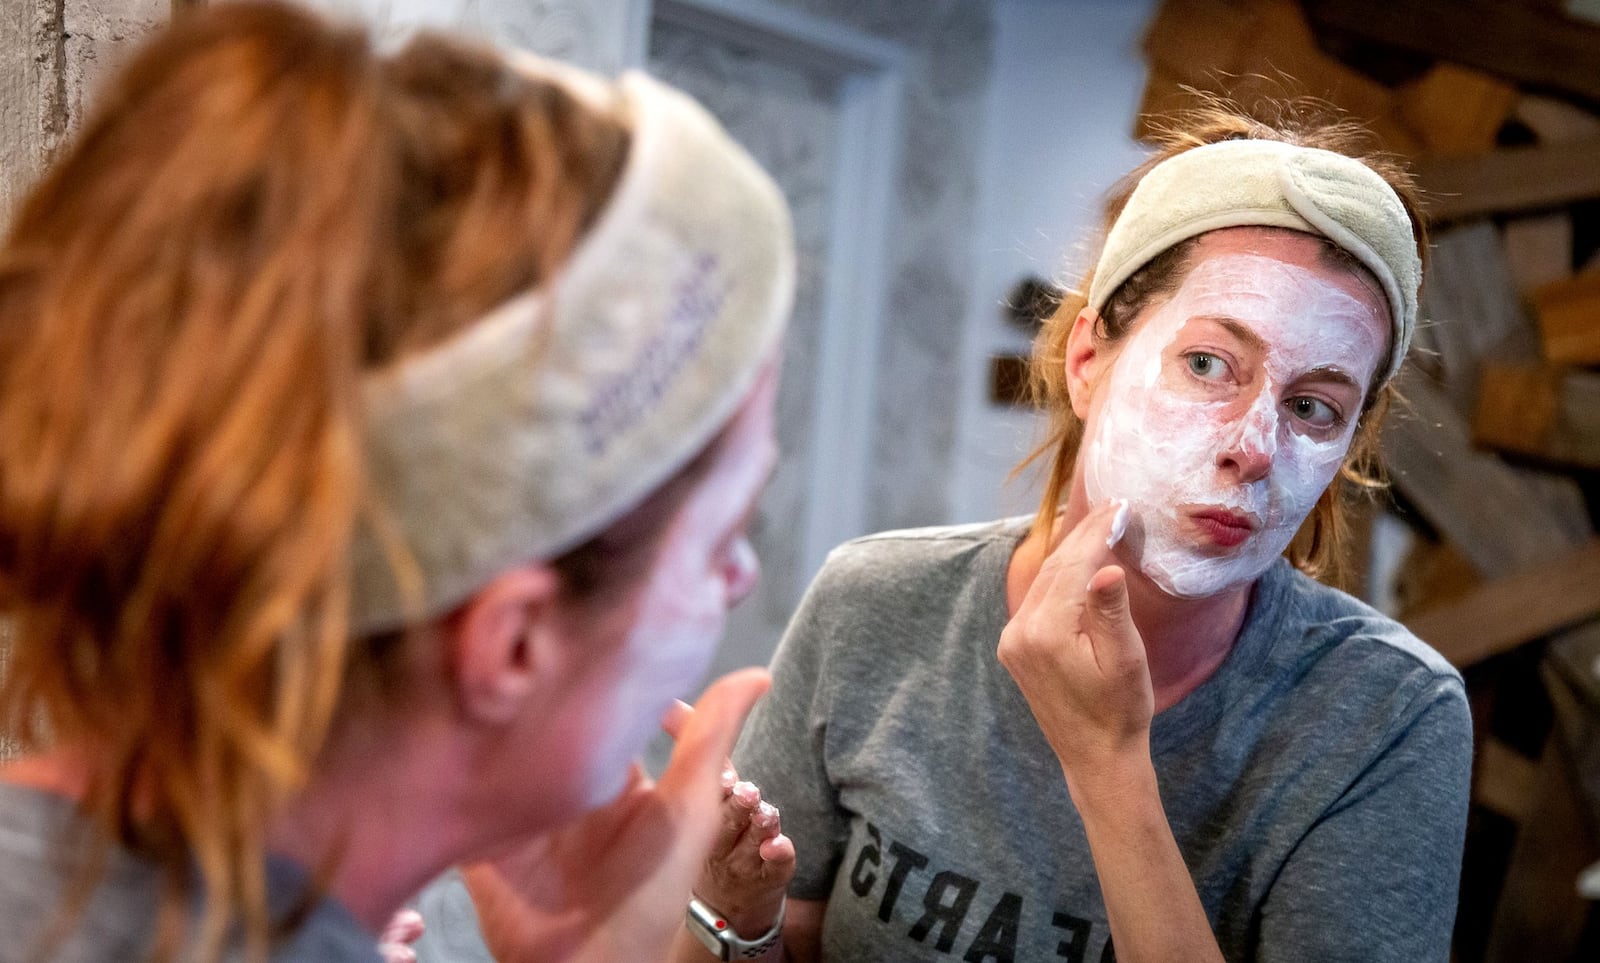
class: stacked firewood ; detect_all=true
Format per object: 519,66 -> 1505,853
1138,2 -> 1600,961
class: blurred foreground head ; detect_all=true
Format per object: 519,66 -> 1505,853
0,1 -> 792,958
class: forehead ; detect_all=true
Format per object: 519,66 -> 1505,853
1138,228 -> 1390,379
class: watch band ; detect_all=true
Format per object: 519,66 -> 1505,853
686,896 -> 785,960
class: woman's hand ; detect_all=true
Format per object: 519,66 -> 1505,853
377,908 -> 424,963
997,500 -> 1155,785
460,668 -> 770,963
692,769 -> 796,939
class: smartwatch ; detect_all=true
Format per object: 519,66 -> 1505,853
685,896 -> 785,960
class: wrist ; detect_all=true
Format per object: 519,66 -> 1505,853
692,883 -> 786,939
687,895 -> 785,960
1061,745 -> 1157,815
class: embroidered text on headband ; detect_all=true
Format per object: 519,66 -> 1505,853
350,55 -> 796,635
1086,139 -> 1420,383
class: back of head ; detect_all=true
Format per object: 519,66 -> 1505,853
0,2 -> 741,958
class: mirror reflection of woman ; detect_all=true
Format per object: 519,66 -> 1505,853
676,109 -> 1471,963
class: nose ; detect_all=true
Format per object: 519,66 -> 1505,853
725,537 -> 761,607
1216,388 -> 1277,484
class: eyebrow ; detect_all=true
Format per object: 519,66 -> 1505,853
1194,315 -> 1362,393
1297,365 -> 1362,394
1194,316 -> 1268,355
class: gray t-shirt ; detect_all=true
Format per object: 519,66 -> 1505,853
0,781 -> 380,963
734,519 -> 1471,963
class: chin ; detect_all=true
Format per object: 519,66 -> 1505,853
1138,551 -> 1262,600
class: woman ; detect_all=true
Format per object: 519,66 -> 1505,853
0,3 -> 793,961
674,109 -> 1472,962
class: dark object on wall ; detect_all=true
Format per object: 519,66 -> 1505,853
1004,276 -> 1062,334
988,353 -> 1031,407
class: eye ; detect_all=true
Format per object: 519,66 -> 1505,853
1185,352 -> 1228,381
1286,395 -> 1345,430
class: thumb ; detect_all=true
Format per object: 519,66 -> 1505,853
1084,565 -> 1141,666
655,668 -> 770,799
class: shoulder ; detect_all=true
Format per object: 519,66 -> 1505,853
809,517 -> 1023,600
1268,560 -> 1459,683
1260,562 -> 1467,736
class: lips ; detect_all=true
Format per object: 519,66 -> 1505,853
1189,507 -> 1257,548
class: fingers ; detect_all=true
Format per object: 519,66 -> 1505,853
1020,499 -> 1128,615
656,668 -> 770,799
758,831 -> 795,864
711,779 -> 760,856
377,908 -> 425,963
1107,498 -> 1130,549
660,698 -> 693,740
1084,564 -> 1144,672
377,943 -> 416,963
715,784 -> 793,878
379,908 -> 425,945
697,777 -> 797,936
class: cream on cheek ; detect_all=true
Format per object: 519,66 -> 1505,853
1083,253 -> 1381,598
574,526 -> 728,807
572,443 -> 772,807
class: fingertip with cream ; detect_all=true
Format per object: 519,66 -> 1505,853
1107,498 -> 1130,548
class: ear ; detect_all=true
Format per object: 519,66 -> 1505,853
1064,307 -> 1108,420
449,564 -> 565,726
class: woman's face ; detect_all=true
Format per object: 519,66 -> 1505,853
561,366 -> 778,806
1079,227 -> 1389,599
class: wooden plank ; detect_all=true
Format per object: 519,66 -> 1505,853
1529,270 -> 1600,365
1381,369 -> 1591,580
1501,211 -> 1573,292
1392,536 -> 1480,623
1137,0 -> 1422,155
1411,222 -> 1540,420
1236,0 -> 1395,124
1404,541 -> 1600,667
1474,364 -> 1600,471
1134,67 -> 1210,142
1514,94 -> 1600,145
1302,0 -> 1600,107
1397,63 -> 1517,157
1483,693 -> 1598,963
1476,738 -> 1540,824
1547,621 -> 1600,829
1413,138 -> 1600,221
1141,0 -> 1255,82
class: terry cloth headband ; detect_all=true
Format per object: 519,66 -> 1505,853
349,57 -> 796,635
1086,139 -> 1420,383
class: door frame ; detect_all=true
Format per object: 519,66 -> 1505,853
628,0 -> 906,590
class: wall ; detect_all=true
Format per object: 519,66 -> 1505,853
767,0 -> 995,535
951,0 -> 1157,524
0,0 -> 170,223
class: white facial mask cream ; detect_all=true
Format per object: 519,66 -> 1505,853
1082,250 -> 1387,598
574,375 -> 776,807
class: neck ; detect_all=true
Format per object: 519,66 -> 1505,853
265,719 -> 460,921
1008,497 -> 1250,713
1119,566 -> 1248,711
1,711 -> 535,934
267,714 -> 490,931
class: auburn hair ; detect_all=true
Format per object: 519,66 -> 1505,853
1020,97 -> 1428,586
0,2 -> 628,960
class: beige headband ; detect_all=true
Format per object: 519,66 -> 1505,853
1086,139 -> 1420,383
349,60 -> 795,635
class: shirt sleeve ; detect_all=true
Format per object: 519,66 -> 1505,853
1256,675 -> 1472,963
731,554 -> 853,901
